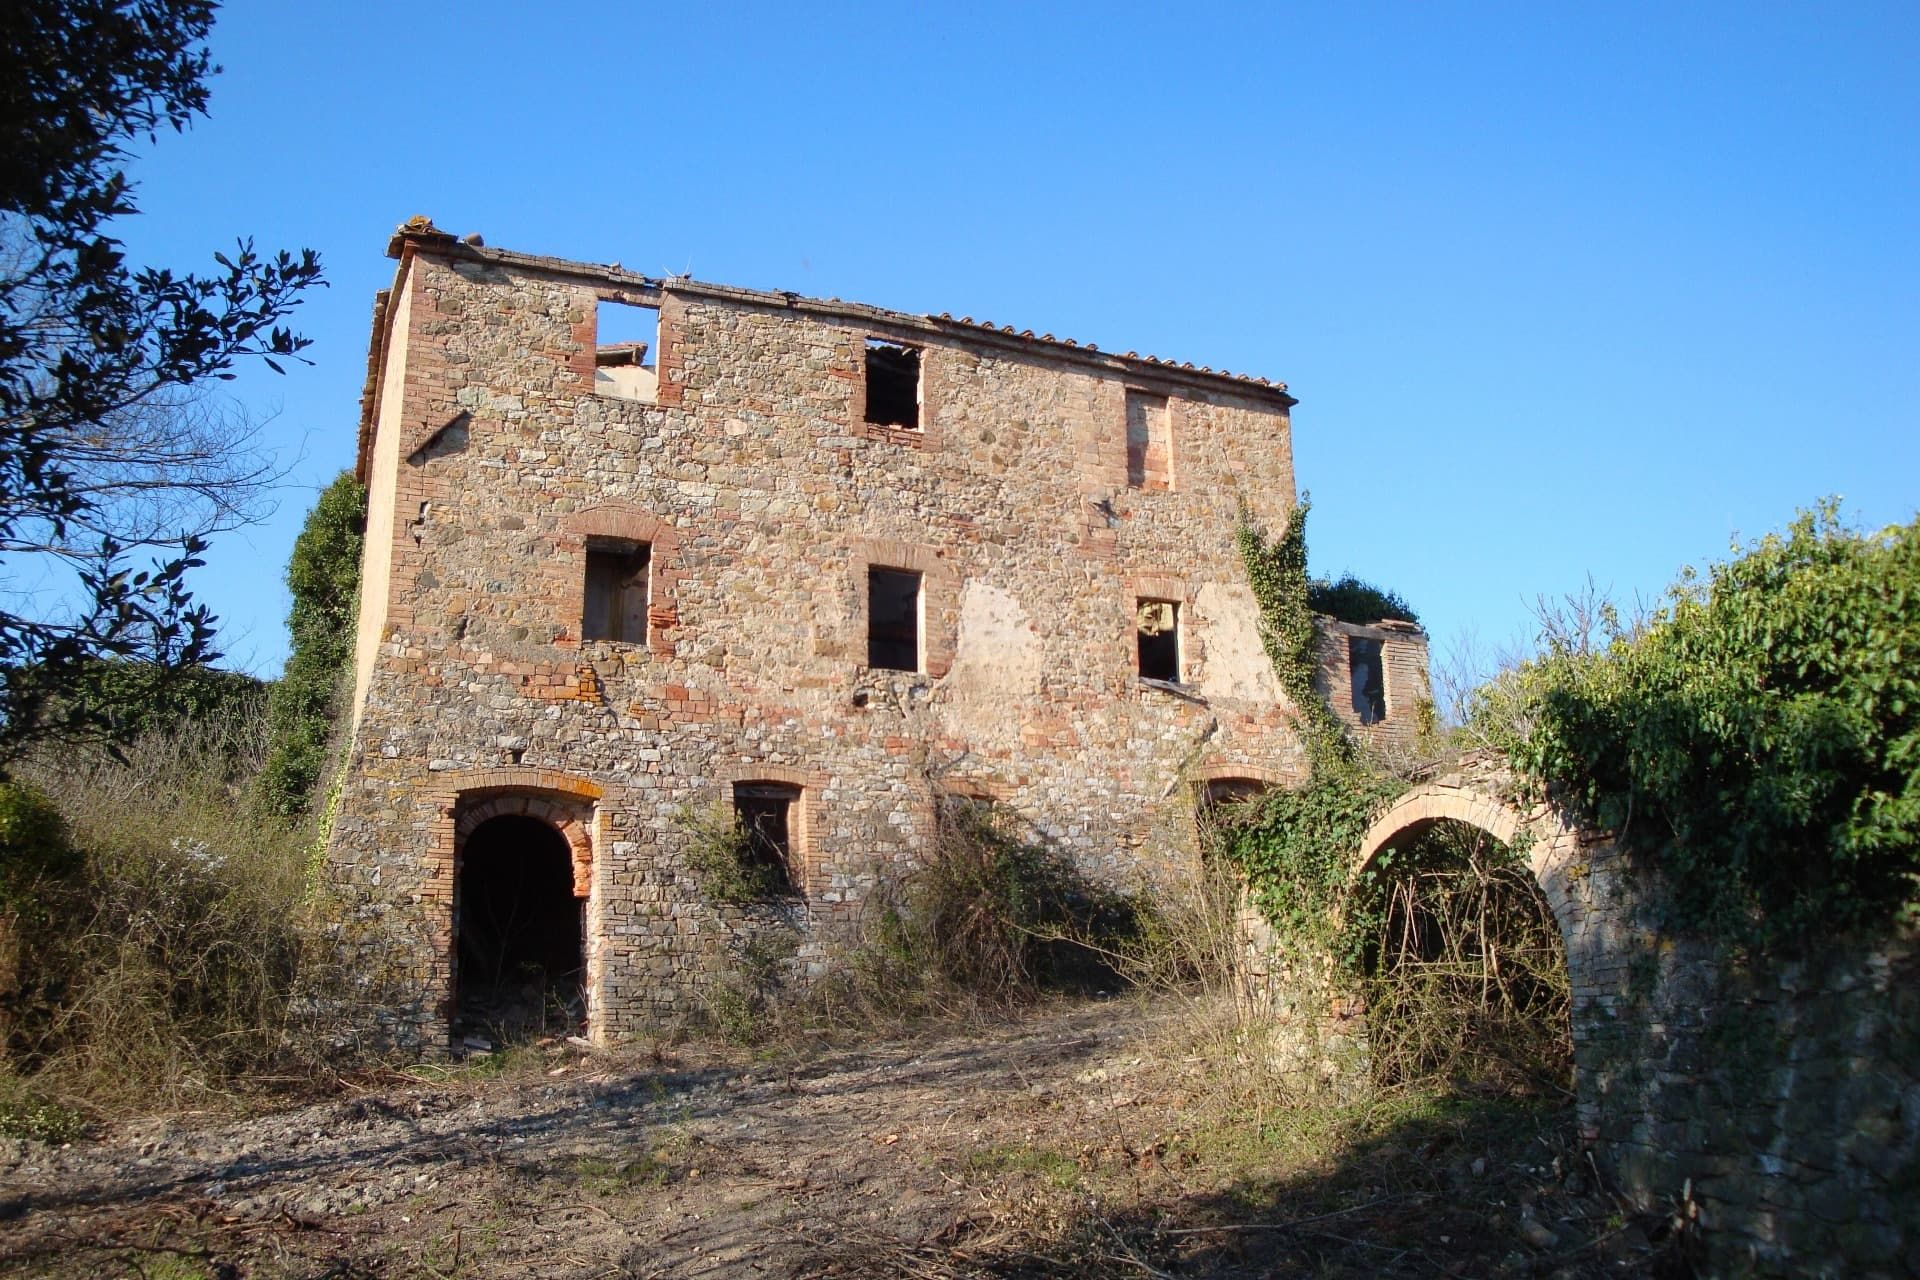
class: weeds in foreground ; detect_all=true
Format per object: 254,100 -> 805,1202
0,712 -> 369,1125
784,796 -> 1147,1036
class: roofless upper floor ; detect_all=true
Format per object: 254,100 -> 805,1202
356,217 -> 1297,486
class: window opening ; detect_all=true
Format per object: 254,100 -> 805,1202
1125,390 -> 1171,491
1349,635 -> 1386,724
1201,778 -> 1267,809
732,783 -> 799,895
594,299 -> 661,403
455,814 -> 584,1040
583,539 -> 650,643
1137,599 -> 1180,682
864,338 -> 921,429
868,567 -> 923,671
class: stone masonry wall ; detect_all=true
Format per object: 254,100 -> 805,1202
1349,764 -> 1918,1276
328,229 -> 1313,1048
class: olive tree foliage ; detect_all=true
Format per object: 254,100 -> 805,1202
0,0 -> 323,768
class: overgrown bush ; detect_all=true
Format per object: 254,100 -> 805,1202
3,711 -> 358,1118
823,798 -> 1143,1023
1309,573 -> 1420,626
676,800 -> 789,903
1478,502 -> 1920,944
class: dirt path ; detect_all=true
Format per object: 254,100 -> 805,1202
1,998 -> 1185,1277
0,996 -> 1651,1278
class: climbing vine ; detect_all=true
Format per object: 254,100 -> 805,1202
1228,500 -> 1412,966
1235,499 -> 1352,773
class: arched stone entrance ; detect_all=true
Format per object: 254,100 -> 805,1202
1347,755 -> 1602,1136
447,780 -> 601,1044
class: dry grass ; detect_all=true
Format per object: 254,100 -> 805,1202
1,710 -> 364,1124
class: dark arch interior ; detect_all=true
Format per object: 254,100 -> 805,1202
455,813 -> 584,1042
1359,818 -> 1571,1096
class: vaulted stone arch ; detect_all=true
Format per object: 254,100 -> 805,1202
1350,769 -> 1589,938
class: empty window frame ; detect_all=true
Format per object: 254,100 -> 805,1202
583,539 -> 650,643
1125,390 -> 1171,491
867,567 -> 923,671
594,299 -> 661,403
1136,599 -> 1180,682
732,783 -> 800,895
1349,635 -> 1386,725
864,338 -> 921,429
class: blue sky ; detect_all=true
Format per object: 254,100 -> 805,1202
115,1 -> 1918,681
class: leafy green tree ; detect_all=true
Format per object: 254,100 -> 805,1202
0,0 -> 323,770
257,472 -> 363,816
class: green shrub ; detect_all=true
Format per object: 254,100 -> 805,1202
1478,502 -> 1920,943
676,801 -> 788,903
1309,573 -> 1420,626
0,781 -> 77,911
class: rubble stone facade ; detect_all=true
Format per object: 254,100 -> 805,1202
327,220 -> 1430,1047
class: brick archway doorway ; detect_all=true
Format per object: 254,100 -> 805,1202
454,814 -> 585,1042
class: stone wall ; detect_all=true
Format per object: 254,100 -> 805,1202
1348,763 -> 1919,1276
328,224 -> 1316,1047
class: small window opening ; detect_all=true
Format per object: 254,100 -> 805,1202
864,338 -> 921,429
595,299 -> 661,403
868,567 -> 923,671
732,783 -> 799,895
1350,635 -> 1386,724
1137,599 -> 1180,682
583,539 -> 650,643
1125,390 -> 1171,491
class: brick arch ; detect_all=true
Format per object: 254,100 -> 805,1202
566,503 -> 681,552
1350,781 -> 1588,954
1191,760 -> 1293,790
444,774 -> 600,899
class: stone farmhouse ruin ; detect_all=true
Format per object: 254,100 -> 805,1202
325,218 -> 1429,1048
325,220 -> 1912,1270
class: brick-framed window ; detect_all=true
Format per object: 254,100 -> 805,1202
566,506 -> 680,655
1136,598 -> 1181,682
853,540 -> 954,677
863,338 -> 922,430
733,782 -> 802,896
715,764 -> 823,896
867,566 -> 923,672
1348,635 -> 1386,724
583,538 -> 649,644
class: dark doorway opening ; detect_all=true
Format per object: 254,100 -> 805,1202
455,814 -> 584,1043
